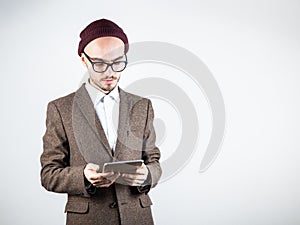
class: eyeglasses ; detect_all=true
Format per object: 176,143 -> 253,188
83,51 -> 128,73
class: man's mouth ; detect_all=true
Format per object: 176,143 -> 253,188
104,79 -> 114,84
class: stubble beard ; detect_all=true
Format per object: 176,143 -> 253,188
90,76 -> 120,94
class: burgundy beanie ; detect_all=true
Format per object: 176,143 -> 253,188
78,18 -> 129,56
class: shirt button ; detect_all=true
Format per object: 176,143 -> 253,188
109,202 -> 118,208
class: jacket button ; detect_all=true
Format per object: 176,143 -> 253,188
109,202 -> 118,208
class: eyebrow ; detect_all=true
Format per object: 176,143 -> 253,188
89,55 -> 125,62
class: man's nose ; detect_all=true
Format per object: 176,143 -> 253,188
104,65 -> 114,77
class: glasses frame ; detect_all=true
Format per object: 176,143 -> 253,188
83,51 -> 128,73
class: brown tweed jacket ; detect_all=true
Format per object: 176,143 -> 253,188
40,84 -> 161,225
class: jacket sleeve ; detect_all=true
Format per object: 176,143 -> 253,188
40,101 -> 90,197
142,99 -> 162,189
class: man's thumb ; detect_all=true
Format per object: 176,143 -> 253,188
86,163 -> 100,172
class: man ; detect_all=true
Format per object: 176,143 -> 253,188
40,18 -> 161,225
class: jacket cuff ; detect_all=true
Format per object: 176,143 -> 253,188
135,167 -> 152,194
84,176 -> 97,195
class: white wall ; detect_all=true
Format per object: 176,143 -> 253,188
1,0 -> 300,224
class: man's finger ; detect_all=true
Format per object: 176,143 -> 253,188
88,172 -> 114,181
121,178 -> 144,186
135,168 -> 147,175
104,174 -> 120,182
89,174 -> 101,181
94,179 -> 110,185
101,171 -> 116,178
122,173 -> 146,180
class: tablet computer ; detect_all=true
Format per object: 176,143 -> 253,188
102,160 -> 143,174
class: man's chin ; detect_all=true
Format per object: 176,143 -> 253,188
89,76 -> 118,93
101,84 -> 117,92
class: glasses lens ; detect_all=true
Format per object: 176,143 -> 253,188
93,62 -> 108,73
112,61 -> 127,72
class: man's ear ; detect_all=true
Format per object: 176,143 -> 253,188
81,54 -> 87,67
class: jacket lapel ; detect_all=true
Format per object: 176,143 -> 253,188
114,88 -> 131,158
74,84 -> 113,158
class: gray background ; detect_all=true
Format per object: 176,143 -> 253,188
1,0 -> 300,224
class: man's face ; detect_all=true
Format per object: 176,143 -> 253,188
82,37 -> 126,93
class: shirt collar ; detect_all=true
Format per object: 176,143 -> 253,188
85,79 -> 120,106
107,83 -> 120,103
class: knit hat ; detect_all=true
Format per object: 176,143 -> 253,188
78,18 -> 129,56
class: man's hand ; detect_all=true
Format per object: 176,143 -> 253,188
84,163 -> 120,188
120,163 -> 149,186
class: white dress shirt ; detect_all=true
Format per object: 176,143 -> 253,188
85,80 -> 120,152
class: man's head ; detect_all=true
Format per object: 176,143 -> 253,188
78,19 -> 128,94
